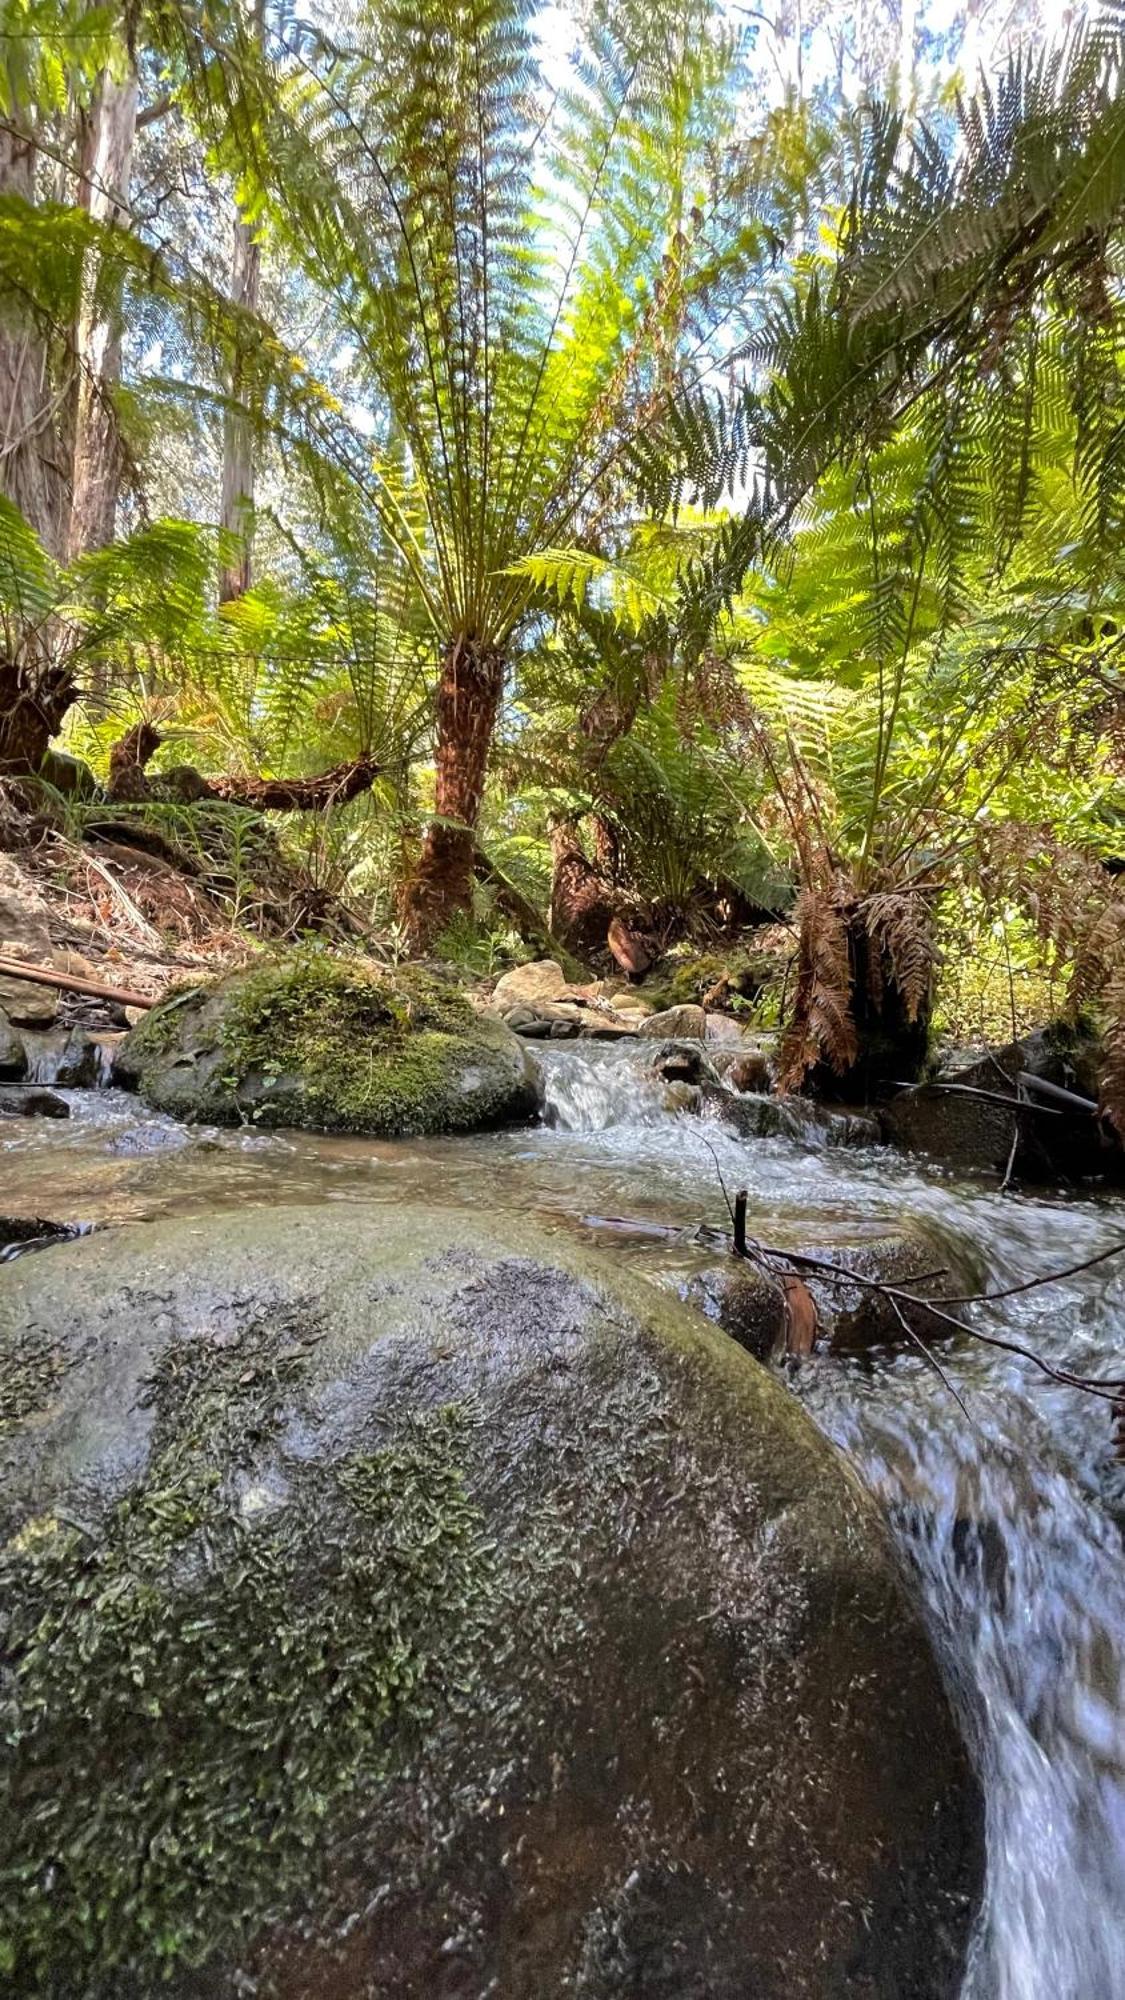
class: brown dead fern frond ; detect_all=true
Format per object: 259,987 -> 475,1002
863,887 -> 938,1024
778,886 -> 858,1090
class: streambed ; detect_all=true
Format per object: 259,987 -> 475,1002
4,1039 -> 1124,1999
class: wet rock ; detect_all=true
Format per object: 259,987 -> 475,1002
661,1079 -> 702,1114
18,1026 -> 101,1088
0,1011 -> 25,1080
0,1204 -> 981,2000
723,1049 -> 773,1093
799,1230 -> 983,1352
701,1084 -> 880,1149
882,1023 -> 1120,1183
677,1226 -> 979,1359
490,957 -> 569,1009
644,1038 -> 720,1086
0,1085 -> 70,1119
638,1002 -> 707,1041
115,958 -> 544,1139
0,1216 -> 88,1261
681,1259 -> 785,1360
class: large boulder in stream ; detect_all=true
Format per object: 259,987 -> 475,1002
0,1204 -> 982,2000
115,955 -> 543,1136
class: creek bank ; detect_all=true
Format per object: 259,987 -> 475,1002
116,955 -> 543,1137
0,1202 -> 982,2000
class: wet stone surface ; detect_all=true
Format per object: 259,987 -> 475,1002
0,1203 -> 982,2000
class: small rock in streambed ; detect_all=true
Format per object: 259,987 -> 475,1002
644,1038 -> 721,1087
637,1002 -> 707,1041
672,1223 -> 982,1360
0,1086 -> 70,1120
0,1011 -> 26,1081
699,1082 -> 879,1149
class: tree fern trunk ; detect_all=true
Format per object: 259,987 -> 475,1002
400,638 -> 504,948
0,659 -> 75,778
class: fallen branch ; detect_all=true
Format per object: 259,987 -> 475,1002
106,721 -> 383,813
201,757 -> 382,812
0,954 -> 157,1010
731,1218 -> 1125,1406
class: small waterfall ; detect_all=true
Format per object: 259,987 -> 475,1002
802,1333 -> 1125,2000
18,1031 -> 68,1086
537,1042 -> 673,1132
93,1039 -> 118,1088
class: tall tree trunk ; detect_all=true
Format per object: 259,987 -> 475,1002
218,209 -> 261,601
218,0 -> 264,603
68,63 -> 138,563
400,637 -> 504,949
0,123 -> 68,556
0,88 -> 74,776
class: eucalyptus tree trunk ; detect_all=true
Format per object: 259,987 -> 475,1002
0,122 -> 67,556
400,638 -> 504,948
218,207 -> 261,601
68,62 -> 138,561
0,97 -> 73,774
218,0 -> 264,603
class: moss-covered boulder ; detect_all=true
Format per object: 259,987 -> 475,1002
0,1203 -> 981,2000
115,955 -> 543,1136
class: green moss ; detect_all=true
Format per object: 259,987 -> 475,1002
125,950 -> 526,1136
0,1326 -> 65,1433
0,1300 -> 494,1995
640,948 -> 774,1016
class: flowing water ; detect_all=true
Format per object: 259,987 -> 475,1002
3,1039 -> 1125,1996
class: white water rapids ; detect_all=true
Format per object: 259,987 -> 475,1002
3,1036 -> 1125,1995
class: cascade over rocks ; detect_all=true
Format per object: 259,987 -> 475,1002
0,1203 -> 981,2000
115,955 -> 543,1137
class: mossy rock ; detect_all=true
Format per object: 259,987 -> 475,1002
0,1203 -> 981,1999
114,954 -> 543,1136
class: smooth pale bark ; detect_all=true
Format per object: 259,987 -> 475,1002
68,63 -> 138,562
400,638 -> 505,948
0,122 -> 67,556
218,208 -> 262,601
218,0 -> 265,603
0,102 -> 73,773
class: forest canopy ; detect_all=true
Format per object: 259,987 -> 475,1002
2,0 -> 1125,1100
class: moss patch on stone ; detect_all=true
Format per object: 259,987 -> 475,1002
119,951 -> 540,1137
0,1325 -> 65,1434
0,1298 -> 494,1993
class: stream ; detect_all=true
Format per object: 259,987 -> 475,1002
3,1038 -> 1125,1998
